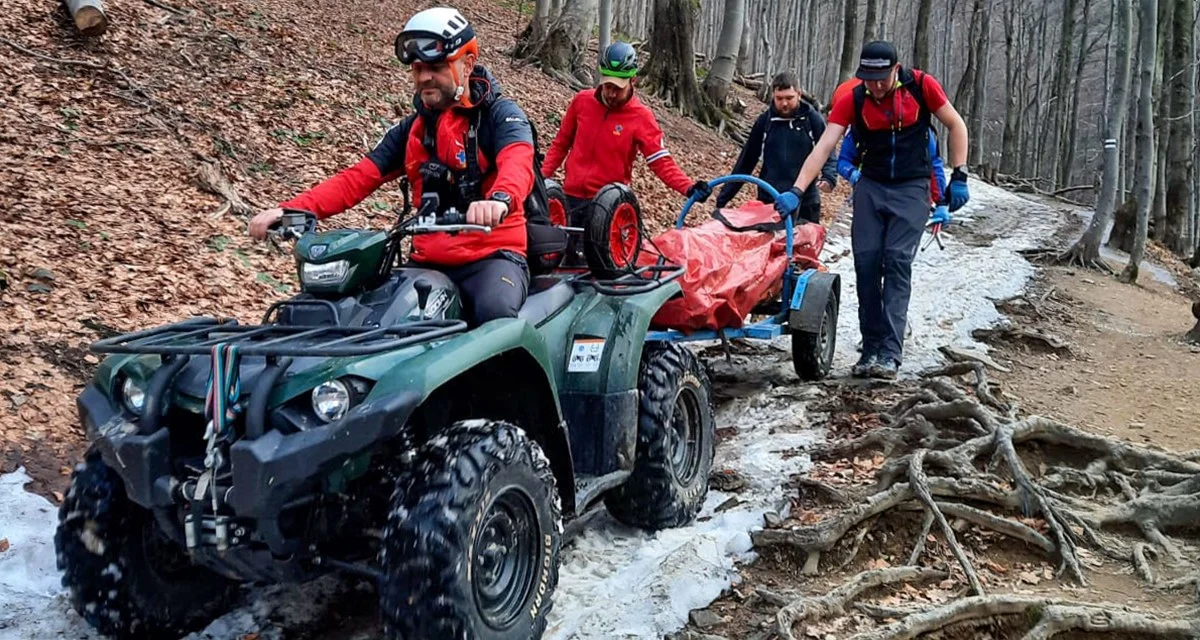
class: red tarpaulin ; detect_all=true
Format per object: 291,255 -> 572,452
639,202 -> 826,332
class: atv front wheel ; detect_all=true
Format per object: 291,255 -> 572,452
605,343 -> 715,530
55,451 -> 237,640
791,291 -> 838,380
380,421 -> 562,640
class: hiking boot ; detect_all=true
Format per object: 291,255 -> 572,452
851,354 -> 877,378
868,358 -> 899,380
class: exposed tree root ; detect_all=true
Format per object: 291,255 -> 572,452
910,450 -> 985,595
757,364 -> 1200,636
848,595 -> 1200,640
774,567 -> 947,640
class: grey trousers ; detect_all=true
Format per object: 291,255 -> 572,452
851,177 -> 929,364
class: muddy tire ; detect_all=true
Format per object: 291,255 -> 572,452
583,183 -> 644,279
380,420 -> 562,640
791,291 -> 838,381
604,343 -> 715,530
54,451 -> 236,640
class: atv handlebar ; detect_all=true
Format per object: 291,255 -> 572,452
270,209 -> 318,241
677,173 -> 796,261
406,207 -> 492,235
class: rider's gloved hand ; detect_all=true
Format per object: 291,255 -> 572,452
249,208 -> 283,240
949,168 -> 970,212
930,204 -> 951,226
467,199 -> 508,227
848,169 -> 862,187
687,180 -> 713,203
773,187 -> 803,216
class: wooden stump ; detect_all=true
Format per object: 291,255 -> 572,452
65,0 -> 108,37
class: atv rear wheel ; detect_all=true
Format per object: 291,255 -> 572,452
380,421 -> 562,640
55,451 -> 237,640
605,343 -> 715,530
791,291 -> 838,380
583,183 -> 644,279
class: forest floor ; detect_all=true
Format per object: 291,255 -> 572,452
4,0 -> 1200,638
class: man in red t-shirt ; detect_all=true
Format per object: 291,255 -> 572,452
776,41 -> 971,379
541,42 -> 710,226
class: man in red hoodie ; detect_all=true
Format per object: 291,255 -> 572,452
247,8 -> 535,326
541,41 -> 711,226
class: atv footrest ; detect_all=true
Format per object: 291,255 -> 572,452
91,316 -> 468,357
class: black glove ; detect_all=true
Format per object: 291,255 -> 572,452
687,180 -> 713,203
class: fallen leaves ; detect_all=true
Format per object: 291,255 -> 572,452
0,538 -> 9,553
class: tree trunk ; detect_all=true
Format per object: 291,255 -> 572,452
1000,1 -> 1021,175
1152,0 -> 1174,240
1061,0 -> 1094,188
65,0 -> 108,36
838,0 -> 859,83
702,0 -> 745,107
736,8 -> 751,75
914,0 -> 933,69
879,0 -> 891,39
1061,0 -> 1132,267
513,0 -> 599,87
1029,0 -> 1050,179
1165,0 -> 1196,255
968,0 -> 994,166
1048,0 -> 1080,188
863,0 -> 880,43
599,0 -> 613,57
953,0 -> 986,139
645,0 -> 720,124
1124,0 -> 1160,282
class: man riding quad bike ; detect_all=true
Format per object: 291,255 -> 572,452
54,8 -> 716,640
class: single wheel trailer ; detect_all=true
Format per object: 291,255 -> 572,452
644,174 -> 842,381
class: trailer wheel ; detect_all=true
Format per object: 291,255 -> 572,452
791,292 -> 838,380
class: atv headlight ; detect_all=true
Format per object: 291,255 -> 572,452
311,380 -> 351,423
121,377 -> 146,415
301,260 -> 350,286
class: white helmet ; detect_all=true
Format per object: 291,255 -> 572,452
394,7 -> 478,65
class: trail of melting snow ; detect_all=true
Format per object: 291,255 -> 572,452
0,182 -> 1064,639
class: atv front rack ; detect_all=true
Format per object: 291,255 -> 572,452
92,316 -> 468,357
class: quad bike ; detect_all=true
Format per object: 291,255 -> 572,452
56,183 -> 715,639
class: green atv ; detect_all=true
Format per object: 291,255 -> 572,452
55,183 -> 716,639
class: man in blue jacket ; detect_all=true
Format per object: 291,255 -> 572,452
715,72 -> 837,223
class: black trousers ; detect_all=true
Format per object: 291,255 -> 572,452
436,253 -> 529,326
563,195 -> 593,265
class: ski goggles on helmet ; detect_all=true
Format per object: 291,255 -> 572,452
394,29 -> 477,65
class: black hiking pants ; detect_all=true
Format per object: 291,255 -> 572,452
436,253 -> 529,326
851,176 -> 929,365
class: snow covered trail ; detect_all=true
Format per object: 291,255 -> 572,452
0,184 -> 1062,639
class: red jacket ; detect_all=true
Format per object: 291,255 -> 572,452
280,66 -> 534,267
541,89 -> 693,199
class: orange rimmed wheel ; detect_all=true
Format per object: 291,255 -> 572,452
584,183 -> 644,279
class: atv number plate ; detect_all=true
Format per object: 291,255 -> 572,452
567,338 -> 605,373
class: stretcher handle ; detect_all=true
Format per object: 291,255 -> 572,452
677,174 -> 794,261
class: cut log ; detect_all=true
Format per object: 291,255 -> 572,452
65,0 -> 108,37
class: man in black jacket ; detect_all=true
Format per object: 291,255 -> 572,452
715,72 -> 837,223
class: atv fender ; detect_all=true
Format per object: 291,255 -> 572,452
788,271 -> 840,333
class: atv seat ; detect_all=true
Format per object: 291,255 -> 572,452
518,276 -> 575,325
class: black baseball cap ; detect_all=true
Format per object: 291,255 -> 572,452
856,41 -> 899,80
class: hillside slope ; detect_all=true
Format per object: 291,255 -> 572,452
0,0 -> 752,492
